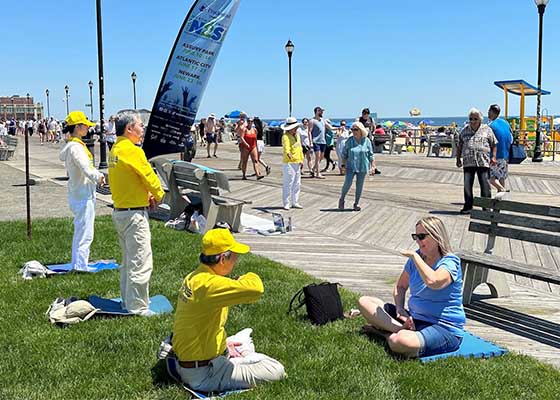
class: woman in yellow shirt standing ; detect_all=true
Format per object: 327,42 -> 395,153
281,117 -> 304,210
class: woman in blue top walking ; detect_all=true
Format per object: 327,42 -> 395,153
357,216 -> 465,358
338,122 -> 374,211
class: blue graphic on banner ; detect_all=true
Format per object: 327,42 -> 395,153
143,0 -> 241,159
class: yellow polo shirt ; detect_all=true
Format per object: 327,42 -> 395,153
282,132 -> 304,164
108,136 -> 164,208
172,265 -> 264,361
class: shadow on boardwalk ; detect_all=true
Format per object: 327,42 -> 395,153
466,300 -> 560,349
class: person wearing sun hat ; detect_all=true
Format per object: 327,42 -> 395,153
281,116 -> 304,210
59,111 -> 105,272
172,228 -> 285,392
205,113 -> 219,158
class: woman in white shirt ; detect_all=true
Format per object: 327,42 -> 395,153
59,111 -> 105,272
335,120 -> 351,175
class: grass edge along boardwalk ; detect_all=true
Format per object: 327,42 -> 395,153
1,216 -> 560,400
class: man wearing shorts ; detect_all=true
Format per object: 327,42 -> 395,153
308,106 -> 333,179
205,113 -> 218,158
487,104 -> 512,195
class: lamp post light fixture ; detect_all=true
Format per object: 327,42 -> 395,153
64,85 -> 70,115
532,0 -> 550,162
10,96 -> 15,120
88,80 -> 94,120
284,39 -> 295,117
45,89 -> 50,119
131,72 -> 137,109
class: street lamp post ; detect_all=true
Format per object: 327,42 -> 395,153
45,89 -> 50,119
532,0 -> 550,162
24,93 -> 32,239
88,80 -> 94,120
284,39 -> 295,117
131,72 -> 137,109
64,85 -> 70,115
96,0 -> 108,169
11,97 -> 15,119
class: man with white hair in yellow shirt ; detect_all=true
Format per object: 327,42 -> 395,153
108,111 -> 164,316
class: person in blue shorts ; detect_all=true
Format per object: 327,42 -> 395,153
357,216 -> 465,358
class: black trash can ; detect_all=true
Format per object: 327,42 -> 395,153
268,127 -> 283,147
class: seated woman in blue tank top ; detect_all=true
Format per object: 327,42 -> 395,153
357,216 -> 465,357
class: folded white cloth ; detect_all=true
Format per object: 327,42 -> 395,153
19,260 -> 56,280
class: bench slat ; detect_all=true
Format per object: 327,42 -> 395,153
470,209 -> 560,233
469,222 -> 560,247
458,249 -> 560,285
474,197 -> 560,218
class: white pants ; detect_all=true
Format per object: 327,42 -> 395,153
282,163 -> 301,207
112,210 -> 153,314
69,198 -> 96,270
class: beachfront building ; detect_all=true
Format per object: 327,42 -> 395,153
0,96 -> 44,120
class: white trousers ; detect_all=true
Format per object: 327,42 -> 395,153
112,210 -> 153,314
69,198 -> 96,271
282,163 -> 301,207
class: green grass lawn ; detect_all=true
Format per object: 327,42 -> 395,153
1,216 -> 559,400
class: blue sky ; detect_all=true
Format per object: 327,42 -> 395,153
3,0 -> 560,120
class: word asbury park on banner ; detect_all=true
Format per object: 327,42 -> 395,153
143,0 -> 240,160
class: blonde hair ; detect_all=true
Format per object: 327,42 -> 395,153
351,121 -> 368,139
416,216 -> 452,256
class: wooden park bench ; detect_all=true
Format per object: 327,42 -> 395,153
372,133 -> 390,153
0,136 -> 18,160
426,135 -> 456,158
150,156 -> 249,232
389,136 -> 407,154
457,197 -> 560,305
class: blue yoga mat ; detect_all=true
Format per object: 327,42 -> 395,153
166,357 -> 248,399
420,331 -> 507,363
88,295 -> 173,316
47,260 -> 119,273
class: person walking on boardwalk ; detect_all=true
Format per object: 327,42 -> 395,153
487,104 -> 512,195
254,117 -> 271,175
59,111 -> 105,272
338,122 -> 374,211
335,120 -> 351,175
205,113 -> 219,158
456,108 -> 497,214
359,108 -> 380,174
308,106 -> 333,179
172,228 -> 286,392
239,117 -> 263,180
281,117 -> 304,210
298,118 -> 313,173
108,111 -> 164,316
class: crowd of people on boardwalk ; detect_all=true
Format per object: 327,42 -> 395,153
0,117 -> 64,144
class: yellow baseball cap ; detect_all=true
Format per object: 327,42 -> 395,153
202,228 -> 250,256
65,111 -> 96,127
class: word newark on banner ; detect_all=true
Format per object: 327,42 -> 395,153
143,0 -> 241,160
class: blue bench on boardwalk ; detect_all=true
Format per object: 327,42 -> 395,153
457,197 -> 560,305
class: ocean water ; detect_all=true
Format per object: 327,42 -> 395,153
263,116 -> 468,127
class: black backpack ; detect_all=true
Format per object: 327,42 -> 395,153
288,282 -> 344,325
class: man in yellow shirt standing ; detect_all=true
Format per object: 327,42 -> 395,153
172,228 -> 285,392
281,117 -> 304,210
108,111 -> 164,316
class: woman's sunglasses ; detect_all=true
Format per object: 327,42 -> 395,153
411,233 -> 429,241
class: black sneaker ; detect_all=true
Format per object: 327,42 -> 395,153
374,169 -> 381,175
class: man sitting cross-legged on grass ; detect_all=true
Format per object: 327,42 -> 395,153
171,228 -> 285,392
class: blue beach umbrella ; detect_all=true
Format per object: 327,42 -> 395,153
269,120 -> 282,127
419,119 -> 434,125
226,110 -> 242,118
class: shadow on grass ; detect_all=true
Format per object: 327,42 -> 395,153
465,300 -> 560,349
